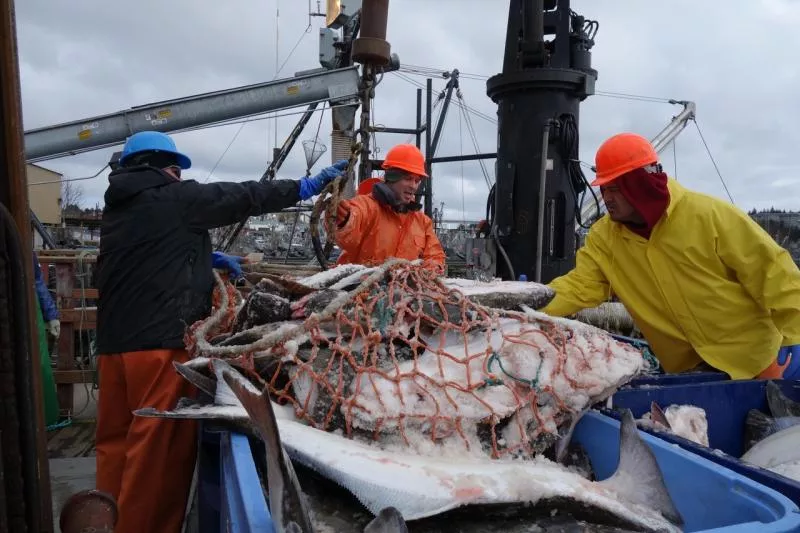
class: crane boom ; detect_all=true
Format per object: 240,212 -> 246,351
578,100 -> 696,227
24,66 -> 360,162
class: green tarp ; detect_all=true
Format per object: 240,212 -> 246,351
34,295 -> 60,427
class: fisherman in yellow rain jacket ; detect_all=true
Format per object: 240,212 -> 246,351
540,132 -> 800,380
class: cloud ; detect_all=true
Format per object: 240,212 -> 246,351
15,0 -> 800,219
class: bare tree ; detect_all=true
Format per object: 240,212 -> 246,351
61,181 -> 84,210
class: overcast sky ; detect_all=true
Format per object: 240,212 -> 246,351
15,0 -> 800,221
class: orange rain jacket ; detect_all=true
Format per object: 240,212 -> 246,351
335,195 -> 446,269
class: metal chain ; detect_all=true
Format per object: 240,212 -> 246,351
310,138 -> 363,269
310,64 -> 374,270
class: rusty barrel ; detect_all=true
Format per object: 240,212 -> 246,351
59,490 -> 118,533
352,0 -> 391,65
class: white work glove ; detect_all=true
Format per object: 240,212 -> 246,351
47,319 -> 61,339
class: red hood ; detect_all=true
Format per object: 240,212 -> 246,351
616,168 -> 670,239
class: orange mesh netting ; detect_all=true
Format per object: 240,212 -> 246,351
184,259 -> 647,459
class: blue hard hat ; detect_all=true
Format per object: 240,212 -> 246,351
119,131 -> 192,169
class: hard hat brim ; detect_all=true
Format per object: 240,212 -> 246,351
174,152 -> 192,170
118,149 -> 192,170
590,174 -> 618,187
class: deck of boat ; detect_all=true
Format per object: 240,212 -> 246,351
47,388 -> 97,533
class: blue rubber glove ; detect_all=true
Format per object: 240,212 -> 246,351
777,345 -> 800,379
298,159 -> 348,201
212,252 -> 244,279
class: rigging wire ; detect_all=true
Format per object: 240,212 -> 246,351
398,64 -> 673,104
284,101 -> 327,259
458,104 -> 466,226
203,123 -> 248,183
393,71 -> 496,124
394,69 -> 493,188
456,94 -> 493,188
29,164 -> 109,186
693,119 -> 734,204
205,13 -> 313,183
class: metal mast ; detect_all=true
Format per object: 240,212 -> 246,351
486,0 -> 598,282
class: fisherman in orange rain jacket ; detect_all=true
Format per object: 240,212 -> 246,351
334,144 -> 446,271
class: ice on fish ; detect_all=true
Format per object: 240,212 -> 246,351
767,460 -> 800,482
440,277 -> 555,311
341,314 -> 644,457
298,264 -> 370,289
270,405 -> 682,531
233,290 -> 291,331
741,424 -> 800,471
638,403 -> 709,447
572,302 -> 640,339
183,261 -> 652,465
137,361 -> 682,531
219,358 -> 409,533
740,381 -> 800,481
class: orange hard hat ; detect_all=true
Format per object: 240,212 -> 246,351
357,176 -> 383,195
381,144 -> 428,177
591,133 -> 659,187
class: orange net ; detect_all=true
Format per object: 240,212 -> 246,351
185,259 -> 647,459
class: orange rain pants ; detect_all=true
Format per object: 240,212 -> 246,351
95,349 -> 197,533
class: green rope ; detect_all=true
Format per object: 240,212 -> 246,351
612,334 -> 661,373
485,352 -> 543,390
47,418 -> 72,432
374,296 -> 395,335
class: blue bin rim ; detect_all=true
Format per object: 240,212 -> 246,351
627,370 -> 730,384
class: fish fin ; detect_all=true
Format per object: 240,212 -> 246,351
600,409 -> 684,527
133,399 -> 250,421
766,381 -> 800,418
212,359 -> 261,407
218,359 -> 315,533
173,360 -> 217,398
555,407 -> 588,463
363,507 -> 409,533
650,401 -> 671,430
743,409 -> 774,452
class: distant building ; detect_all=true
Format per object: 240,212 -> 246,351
26,163 -> 62,225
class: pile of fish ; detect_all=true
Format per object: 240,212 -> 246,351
147,358 -> 684,532
136,260 -> 684,530
175,260 -> 651,459
742,381 -> 800,481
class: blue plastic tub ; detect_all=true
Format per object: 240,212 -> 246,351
627,371 -> 731,388
204,412 -> 800,532
197,428 -> 274,533
605,379 -> 800,509
574,411 -> 800,532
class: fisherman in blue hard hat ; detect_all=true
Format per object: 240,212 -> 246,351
94,130 -> 347,533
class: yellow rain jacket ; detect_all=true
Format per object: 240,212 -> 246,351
541,178 -> 800,379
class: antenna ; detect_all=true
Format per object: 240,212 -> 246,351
309,0 -> 325,18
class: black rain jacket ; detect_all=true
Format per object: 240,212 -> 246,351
96,165 -> 300,354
